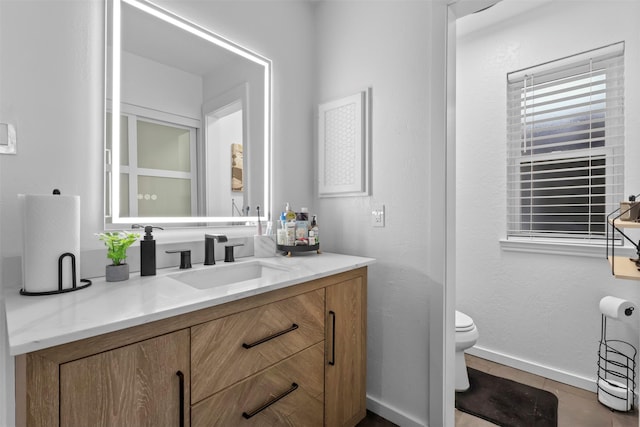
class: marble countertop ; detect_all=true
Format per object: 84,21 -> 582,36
4,252 -> 374,356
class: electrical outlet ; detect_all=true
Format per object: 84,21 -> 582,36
372,204 -> 385,227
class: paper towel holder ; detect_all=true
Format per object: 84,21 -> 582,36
20,252 -> 92,296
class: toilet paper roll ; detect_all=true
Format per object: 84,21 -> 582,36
20,193 -> 81,293
599,296 -> 636,320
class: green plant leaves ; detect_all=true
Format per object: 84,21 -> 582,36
96,231 -> 140,266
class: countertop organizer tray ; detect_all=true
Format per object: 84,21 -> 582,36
277,244 -> 320,257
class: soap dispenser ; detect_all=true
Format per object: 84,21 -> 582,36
133,224 -> 163,276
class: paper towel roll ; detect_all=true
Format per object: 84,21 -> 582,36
599,296 -> 636,319
20,193 -> 80,293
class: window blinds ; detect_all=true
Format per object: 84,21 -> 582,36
506,42 -> 624,242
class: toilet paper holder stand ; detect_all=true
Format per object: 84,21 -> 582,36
19,252 -> 92,296
596,314 -> 637,411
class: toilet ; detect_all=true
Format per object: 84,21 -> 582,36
455,310 -> 479,392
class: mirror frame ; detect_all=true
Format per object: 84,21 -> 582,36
107,0 -> 272,225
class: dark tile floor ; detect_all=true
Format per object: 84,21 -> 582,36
356,410 -> 398,426
457,354 -> 639,427
357,354 -> 639,427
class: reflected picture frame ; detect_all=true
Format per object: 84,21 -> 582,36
231,143 -> 243,192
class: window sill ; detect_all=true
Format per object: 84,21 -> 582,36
499,238 -> 636,258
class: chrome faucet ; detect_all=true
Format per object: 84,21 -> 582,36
204,234 -> 228,265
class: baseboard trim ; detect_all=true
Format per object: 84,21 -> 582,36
366,394 -> 426,427
467,345 -> 597,393
366,343 -> 606,427
364,345 -> 632,427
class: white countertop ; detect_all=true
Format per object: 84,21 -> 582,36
4,252 -> 374,356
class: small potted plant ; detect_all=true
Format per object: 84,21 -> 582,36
96,231 -> 140,282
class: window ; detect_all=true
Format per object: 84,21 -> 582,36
506,43 -> 624,243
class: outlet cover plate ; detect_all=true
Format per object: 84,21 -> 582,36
372,204 -> 385,227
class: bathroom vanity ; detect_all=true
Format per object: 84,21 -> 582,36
5,253 -> 373,427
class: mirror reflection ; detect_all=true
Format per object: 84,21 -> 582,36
106,0 -> 271,225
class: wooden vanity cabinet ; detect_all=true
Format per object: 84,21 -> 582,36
325,275 -> 367,427
15,267 -> 367,427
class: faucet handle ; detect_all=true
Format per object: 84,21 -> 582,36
224,243 -> 244,263
166,249 -> 192,269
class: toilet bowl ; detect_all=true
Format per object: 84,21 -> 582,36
455,310 -> 479,392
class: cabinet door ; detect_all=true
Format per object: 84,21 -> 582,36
325,275 -> 367,427
60,329 -> 190,427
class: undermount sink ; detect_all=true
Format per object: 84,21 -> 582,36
168,260 -> 292,290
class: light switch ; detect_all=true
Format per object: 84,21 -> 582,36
372,204 -> 385,227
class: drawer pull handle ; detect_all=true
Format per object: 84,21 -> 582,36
242,382 -> 299,419
329,310 -> 336,366
242,324 -> 299,349
176,371 -> 185,427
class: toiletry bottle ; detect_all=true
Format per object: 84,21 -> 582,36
310,215 -> 319,246
285,221 -> 296,246
134,224 -> 163,276
277,212 -> 287,245
285,202 -> 296,222
296,208 -> 309,244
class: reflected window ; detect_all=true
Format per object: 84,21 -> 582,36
106,109 -> 197,221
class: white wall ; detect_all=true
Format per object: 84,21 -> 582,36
0,1 -> 315,426
121,51 -> 203,119
161,0 -> 318,216
0,2 -> 104,425
202,57 -> 265,213
207,110 -> 242,216
315,2 -> 450,426
456,0 -> 640,390
0,1 -> 456,425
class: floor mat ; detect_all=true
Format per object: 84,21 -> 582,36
455,367 -> 558,427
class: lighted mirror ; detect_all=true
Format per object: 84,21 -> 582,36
105,0 -> 271,226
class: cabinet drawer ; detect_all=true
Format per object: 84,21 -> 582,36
191,289 -> 325,402
192,342 -> 324,427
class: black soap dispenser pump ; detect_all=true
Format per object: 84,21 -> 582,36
133,224 -> 163,276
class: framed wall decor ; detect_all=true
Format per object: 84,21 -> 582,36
0,122 -> 17,155
318,88 -> 371,197
231,143 -> 243,192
